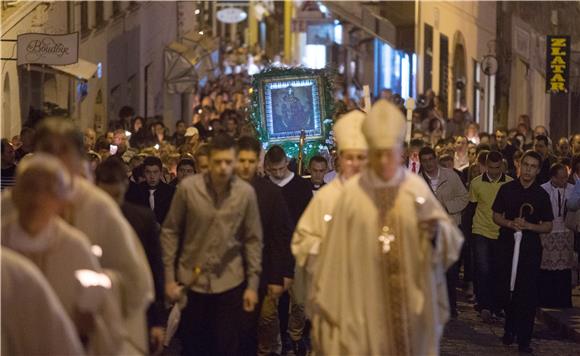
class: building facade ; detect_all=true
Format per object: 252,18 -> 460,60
1,1 -> 199,138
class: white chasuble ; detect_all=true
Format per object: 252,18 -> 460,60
312,169 -> 463,356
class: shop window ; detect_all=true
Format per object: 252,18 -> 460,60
439,35 -> 449,116
95,1 -> 105,27
375,39 -> 417,100
112,1 -> 121,16
473,60 -> 481,124
424,24 -> 433,91
80,1 -> 90,36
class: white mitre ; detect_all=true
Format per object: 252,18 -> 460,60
333,110 -> 368,151
362,99 -> 406,149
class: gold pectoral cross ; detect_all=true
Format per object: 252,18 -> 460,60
378,226 -> 396,253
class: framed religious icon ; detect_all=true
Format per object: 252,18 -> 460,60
249,67 -> 335,160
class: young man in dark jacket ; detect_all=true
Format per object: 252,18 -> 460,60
236,136 -> 293,355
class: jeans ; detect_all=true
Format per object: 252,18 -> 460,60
287,286 -> 306,342
257,294 -> 282,355
473,234 -> 499,311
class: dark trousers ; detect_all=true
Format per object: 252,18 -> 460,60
179,283 -> 244,356
504,296 -> 536,348
239,286 -> 267,356
539,269 -> 572,308
498,233 -> 542,348
446,261 -> 459,312
473,234 -> 499,311
460,226 -> 474,283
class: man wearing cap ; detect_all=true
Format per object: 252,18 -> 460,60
312,100 -> 463,355
292,110 -> 368,315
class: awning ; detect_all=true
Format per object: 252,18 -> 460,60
164,31 -> 220,94
323,1 -> 415,52
50,59 -> 98,81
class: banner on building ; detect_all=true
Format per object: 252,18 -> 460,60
17,32 -> 79,66
546,35 -> 570,94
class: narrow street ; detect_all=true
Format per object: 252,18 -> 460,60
441,291 -> 579,355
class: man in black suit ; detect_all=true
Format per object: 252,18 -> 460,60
236,136 -> 293,356
126,156 -> 175,225
95,157 -> 165,355
264,145 -> 313,356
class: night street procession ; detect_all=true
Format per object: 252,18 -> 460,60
1,1 -> 580,355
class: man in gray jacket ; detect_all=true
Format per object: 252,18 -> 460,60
420,146 -> 469,317
162,134 -> 263,355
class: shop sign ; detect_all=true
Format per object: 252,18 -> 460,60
17,32 -> 79,66
216,8 -> 247,24
546,35 -> 570,94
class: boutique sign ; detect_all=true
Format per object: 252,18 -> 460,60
17,32 -> 79,66
546,35 -> 570,94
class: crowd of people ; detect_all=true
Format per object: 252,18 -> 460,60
1,73 -> 580,356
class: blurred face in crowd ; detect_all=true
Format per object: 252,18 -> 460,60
486,159 -> 502,180
517,123 -> 528,135
225,118 -> 238,135
455,136 -> 468,154
209,148 -> 236,184
571,134 -> 580,154
468,145 -> 477,164
236,150 -> 259,181
154,124 -> 165,138
452,110 -> 464,123
133,117 -> 144,132
144,164 -> 162,187
551,167 -> 569,189
408,145 -> 421,163
176,122 -> 187,136
558,138 -> 571,156
519,155 -> 540,184
11,135 -> 22,150
1,141 -> 15,166
177,163 -> 195,182
419,152 -> 438,175
534,126 -> 547,137
84,128 -> 96,151
369,147 -> 402,181
533,138 -> 549,158
201,96 -> 214,108
495,130 -> 507,148
309,160 -> 328,185
196,154 -> 209,174
480,135 -> 490,145
20,129 -> 35,150
113,130 -> 127,147
466,123 -> 478,138
266,158 -> 290,180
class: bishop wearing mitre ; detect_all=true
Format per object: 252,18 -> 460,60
292,109 -> 368,314
311,100 -> 464,356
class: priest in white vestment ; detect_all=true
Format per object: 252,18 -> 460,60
292,110 -> 368,314
2,154 -> 125,355
312,100 -> 464,356
1,117 -> 154,354
1,248 -> 86,356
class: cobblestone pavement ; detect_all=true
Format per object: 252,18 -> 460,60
441,292 -> 580,355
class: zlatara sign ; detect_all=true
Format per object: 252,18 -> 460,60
17,32 -> 79,66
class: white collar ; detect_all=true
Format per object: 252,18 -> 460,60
269,172 -> 295,187
367,167 -> 405,188
426,167 -> 440,181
